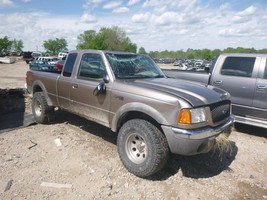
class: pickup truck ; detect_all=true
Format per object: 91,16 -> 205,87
26,50 -> 234,177
163,53 -> 267,129
22,51 -> 42,64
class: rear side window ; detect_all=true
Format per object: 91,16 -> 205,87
220,57 -> 255,77
63,53 -> 77,77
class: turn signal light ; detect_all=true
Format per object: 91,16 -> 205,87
178,109 -> 191,124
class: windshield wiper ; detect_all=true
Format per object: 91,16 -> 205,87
116,74 -> 165,79
152,75 -> 165,78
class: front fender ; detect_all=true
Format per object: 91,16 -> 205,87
111,102 -> 169,132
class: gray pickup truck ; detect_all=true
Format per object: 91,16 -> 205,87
26,50 -> 234,177
163,53 -> 267,129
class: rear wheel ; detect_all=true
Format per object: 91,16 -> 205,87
117,119 -> 170,177
32,92 -> 54,124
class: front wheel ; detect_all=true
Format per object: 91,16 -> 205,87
117,119 -> 170,177
32,92 -> 54,124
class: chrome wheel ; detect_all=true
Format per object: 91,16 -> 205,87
125,133 -> 147,164
34,99 -> 42,117
32,92 -> 54,124
117,119 -> 170,177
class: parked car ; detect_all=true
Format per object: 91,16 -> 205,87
54,59 -> 65,70
36,57 -> 60,65
29,60 -> 56,71
58,52 -> 68,58
22,51 -> 42,64
163,53 -> 267,129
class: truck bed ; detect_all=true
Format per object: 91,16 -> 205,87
26,70 -> 61,102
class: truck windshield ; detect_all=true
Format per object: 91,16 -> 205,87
105,53 -> 165,79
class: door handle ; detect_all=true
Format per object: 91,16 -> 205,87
72,84 -> 78,89
257,85 -> 266,90
213,80 -> 223,86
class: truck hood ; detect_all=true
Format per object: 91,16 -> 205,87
119,78 -> 229,107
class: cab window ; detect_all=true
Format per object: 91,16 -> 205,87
220,57 -> 255,77
77,53 -> 106,80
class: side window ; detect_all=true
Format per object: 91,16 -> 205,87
77,53 -> 106,79
63,53 -> 77,77
264,59 -> 267,79
221,57 -> 255,77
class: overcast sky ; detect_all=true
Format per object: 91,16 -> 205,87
1,0 -> 267,52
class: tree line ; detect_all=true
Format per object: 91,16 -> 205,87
149,47 -> 267,60
1,26 -> 266,59
0,36 -> 24,56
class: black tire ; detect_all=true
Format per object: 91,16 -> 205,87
117,119 -> 170,177
32,92 -> 54,124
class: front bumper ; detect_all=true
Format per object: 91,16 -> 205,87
161,115 -> 235,155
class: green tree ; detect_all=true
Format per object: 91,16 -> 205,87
194,49 -> 202,58
43,38 -> 68,55
201,49 -> 212,60
0,36 -> 12,55
148,47 -> 267,60
223,47 -> 235,53
258,48 -> 267,54
77,26 -> 137,53
12,39 -> 24,54
211,49 -> 221,59
77,30 -> 97,49
175,50 -> 186,59
138,47 -> 147,54
149,51 -> 160,59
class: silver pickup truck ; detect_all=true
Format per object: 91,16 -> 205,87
163,53 -> 267,129
26,50 -> 234,177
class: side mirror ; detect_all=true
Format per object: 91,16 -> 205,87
103,75 -> 110,83
93,75 -> 109,96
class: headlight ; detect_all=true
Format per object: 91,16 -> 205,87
178,107 -> 207,124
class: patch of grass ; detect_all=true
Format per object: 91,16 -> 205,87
213,132 -> 233,158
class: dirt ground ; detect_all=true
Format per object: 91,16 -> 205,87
0,59 -> 266,200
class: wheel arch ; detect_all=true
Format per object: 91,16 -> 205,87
111,102 -> 168,133
32,80 -> 53,106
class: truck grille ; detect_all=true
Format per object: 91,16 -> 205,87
210,100 -> 231,123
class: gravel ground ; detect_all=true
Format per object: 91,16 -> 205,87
0,59 -> 266,200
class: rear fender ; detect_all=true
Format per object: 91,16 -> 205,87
32,80 -> 53,106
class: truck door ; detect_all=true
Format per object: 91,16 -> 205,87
252,57 -> 267,119
211,56 -> 258,117
69,53 -> 111,127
